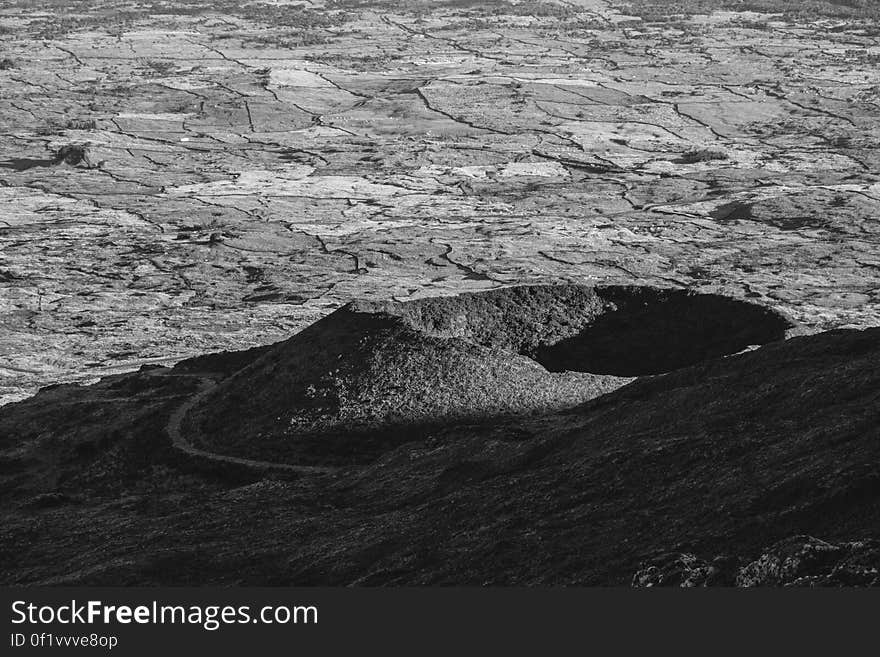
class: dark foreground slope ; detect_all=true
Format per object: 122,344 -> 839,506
0,291 -> 877,585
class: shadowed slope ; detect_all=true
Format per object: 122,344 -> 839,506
325,327 -> 880,585
1,326 -> 876,585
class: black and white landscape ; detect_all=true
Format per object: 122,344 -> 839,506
1,1 -> 878,586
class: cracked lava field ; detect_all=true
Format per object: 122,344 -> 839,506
1,0 -> 879,404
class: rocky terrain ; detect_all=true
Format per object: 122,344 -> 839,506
633,536 -> 880,587
2,0 -> 880,404
1,1 -> 878,586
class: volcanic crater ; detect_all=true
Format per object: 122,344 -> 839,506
184,285 -> 794,466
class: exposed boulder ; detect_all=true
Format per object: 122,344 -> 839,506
737,536 -> 880,587
633,537 -> 880,587
54,143 -> 92,167
632,553 -> 741,587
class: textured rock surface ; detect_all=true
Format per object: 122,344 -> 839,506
2,0 -> 880,404
0,310 -> 877,585
631,553 -> 741,587
633,536 -> 880,587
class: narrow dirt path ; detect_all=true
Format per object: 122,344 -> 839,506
164,374 -> 338,476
